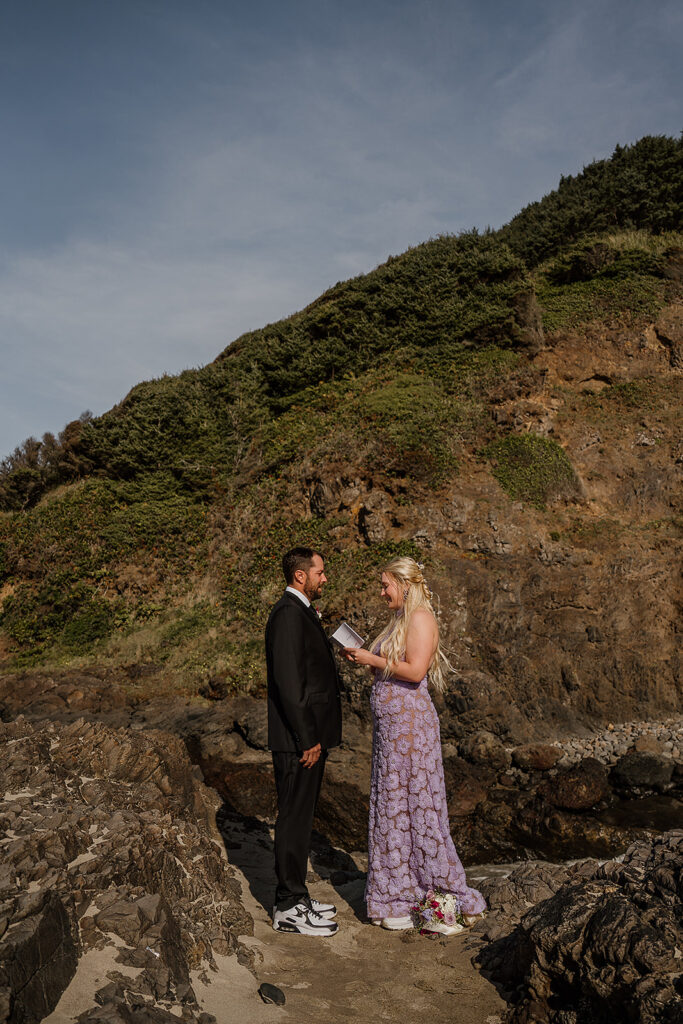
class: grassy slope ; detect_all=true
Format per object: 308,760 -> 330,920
0,135 -> 681,691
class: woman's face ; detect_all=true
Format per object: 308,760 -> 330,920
380,572 -> 403,610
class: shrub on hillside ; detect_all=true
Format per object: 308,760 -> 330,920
535,233 -> 682,331
498,135 -> 683,267
0,414 -> 92,511
484,434 -> 579,509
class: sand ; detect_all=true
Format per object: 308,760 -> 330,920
44,814 -> 506,1023
210,815 -> 507,1024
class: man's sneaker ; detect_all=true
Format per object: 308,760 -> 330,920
310,898 -> 337,919
272,902 -> 339,936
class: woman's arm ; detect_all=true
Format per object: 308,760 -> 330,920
344,609 -> 438,683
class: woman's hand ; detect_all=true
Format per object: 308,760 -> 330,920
343,646 -> 376,667
343,609 -> 438,682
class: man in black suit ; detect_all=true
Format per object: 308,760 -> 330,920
265,546 -> 342,936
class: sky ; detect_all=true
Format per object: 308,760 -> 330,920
1,0 -> 681,460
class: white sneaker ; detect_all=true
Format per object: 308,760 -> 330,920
380,916 -> 413,930
310,898 -> 337,919
272,902 -> 339,936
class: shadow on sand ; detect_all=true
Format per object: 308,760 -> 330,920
215,802 -> 367,922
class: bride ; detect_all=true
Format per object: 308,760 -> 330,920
344,556 -> 486,931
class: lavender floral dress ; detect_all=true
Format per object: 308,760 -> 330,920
365,657 -> 487,920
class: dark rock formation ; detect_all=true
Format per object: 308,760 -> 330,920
443,756 -> 493,818
0,717 -> 252,1023
538,757 -> 610,811
232,700 -> 269,751
473,859 -> 594,944
314,774 -> 369,851
205,759 -> 276,820
0,889 -> 78,1024
476,831 -> 683,1024
459,730 -> 512,770
611,750 -> 675,794
77,999 -> 213,1023
511,744 -> 561,771
0,671 -> 679,867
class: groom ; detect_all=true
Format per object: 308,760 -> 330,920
265,546 -> 342,936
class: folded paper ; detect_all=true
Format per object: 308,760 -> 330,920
331,622 -> 364,648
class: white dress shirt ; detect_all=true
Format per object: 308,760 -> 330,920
285,585 -> 310,608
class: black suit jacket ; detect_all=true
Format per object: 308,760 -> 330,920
265,592 -> 342,752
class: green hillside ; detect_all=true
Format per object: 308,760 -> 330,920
0,134 -> 681,687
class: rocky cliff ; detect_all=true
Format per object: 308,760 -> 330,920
0,717 -> 252,1023
1,138 -> 682,747
1,699 -> 679,1022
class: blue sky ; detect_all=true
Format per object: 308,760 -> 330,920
1,0 -> 681,460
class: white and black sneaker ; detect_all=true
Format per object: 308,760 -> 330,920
272,902 -> 339,936
310,898 -> 337,920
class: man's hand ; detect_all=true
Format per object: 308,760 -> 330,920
299,742 -> 322,768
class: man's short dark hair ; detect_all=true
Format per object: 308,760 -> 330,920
282,546 -> 320,584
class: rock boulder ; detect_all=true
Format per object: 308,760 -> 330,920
0,889 -> 78,1024
443,756 -> 491,817
611,750 -> 674,793
459,730 -> 511,770
511,744 -> 562,771
0,717 -> 253,1024
477,830 -> 683,1024
538,757 -> 610,810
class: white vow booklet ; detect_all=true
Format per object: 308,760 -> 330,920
331,622 -> 365,649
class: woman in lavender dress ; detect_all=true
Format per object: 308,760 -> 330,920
345,557 -> 486,931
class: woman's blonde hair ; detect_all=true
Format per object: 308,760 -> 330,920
372,556 -> 451,692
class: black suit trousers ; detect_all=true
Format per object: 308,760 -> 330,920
272,749 -> 327,911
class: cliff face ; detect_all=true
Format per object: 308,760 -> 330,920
299,302 -> 683,743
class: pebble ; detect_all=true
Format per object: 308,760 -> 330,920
549,717 -> 683,768
258,983 -> 286,1006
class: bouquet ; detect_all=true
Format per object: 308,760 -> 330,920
410,889 -> 465,936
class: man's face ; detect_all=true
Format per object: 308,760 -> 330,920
303,554 -> 327,601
